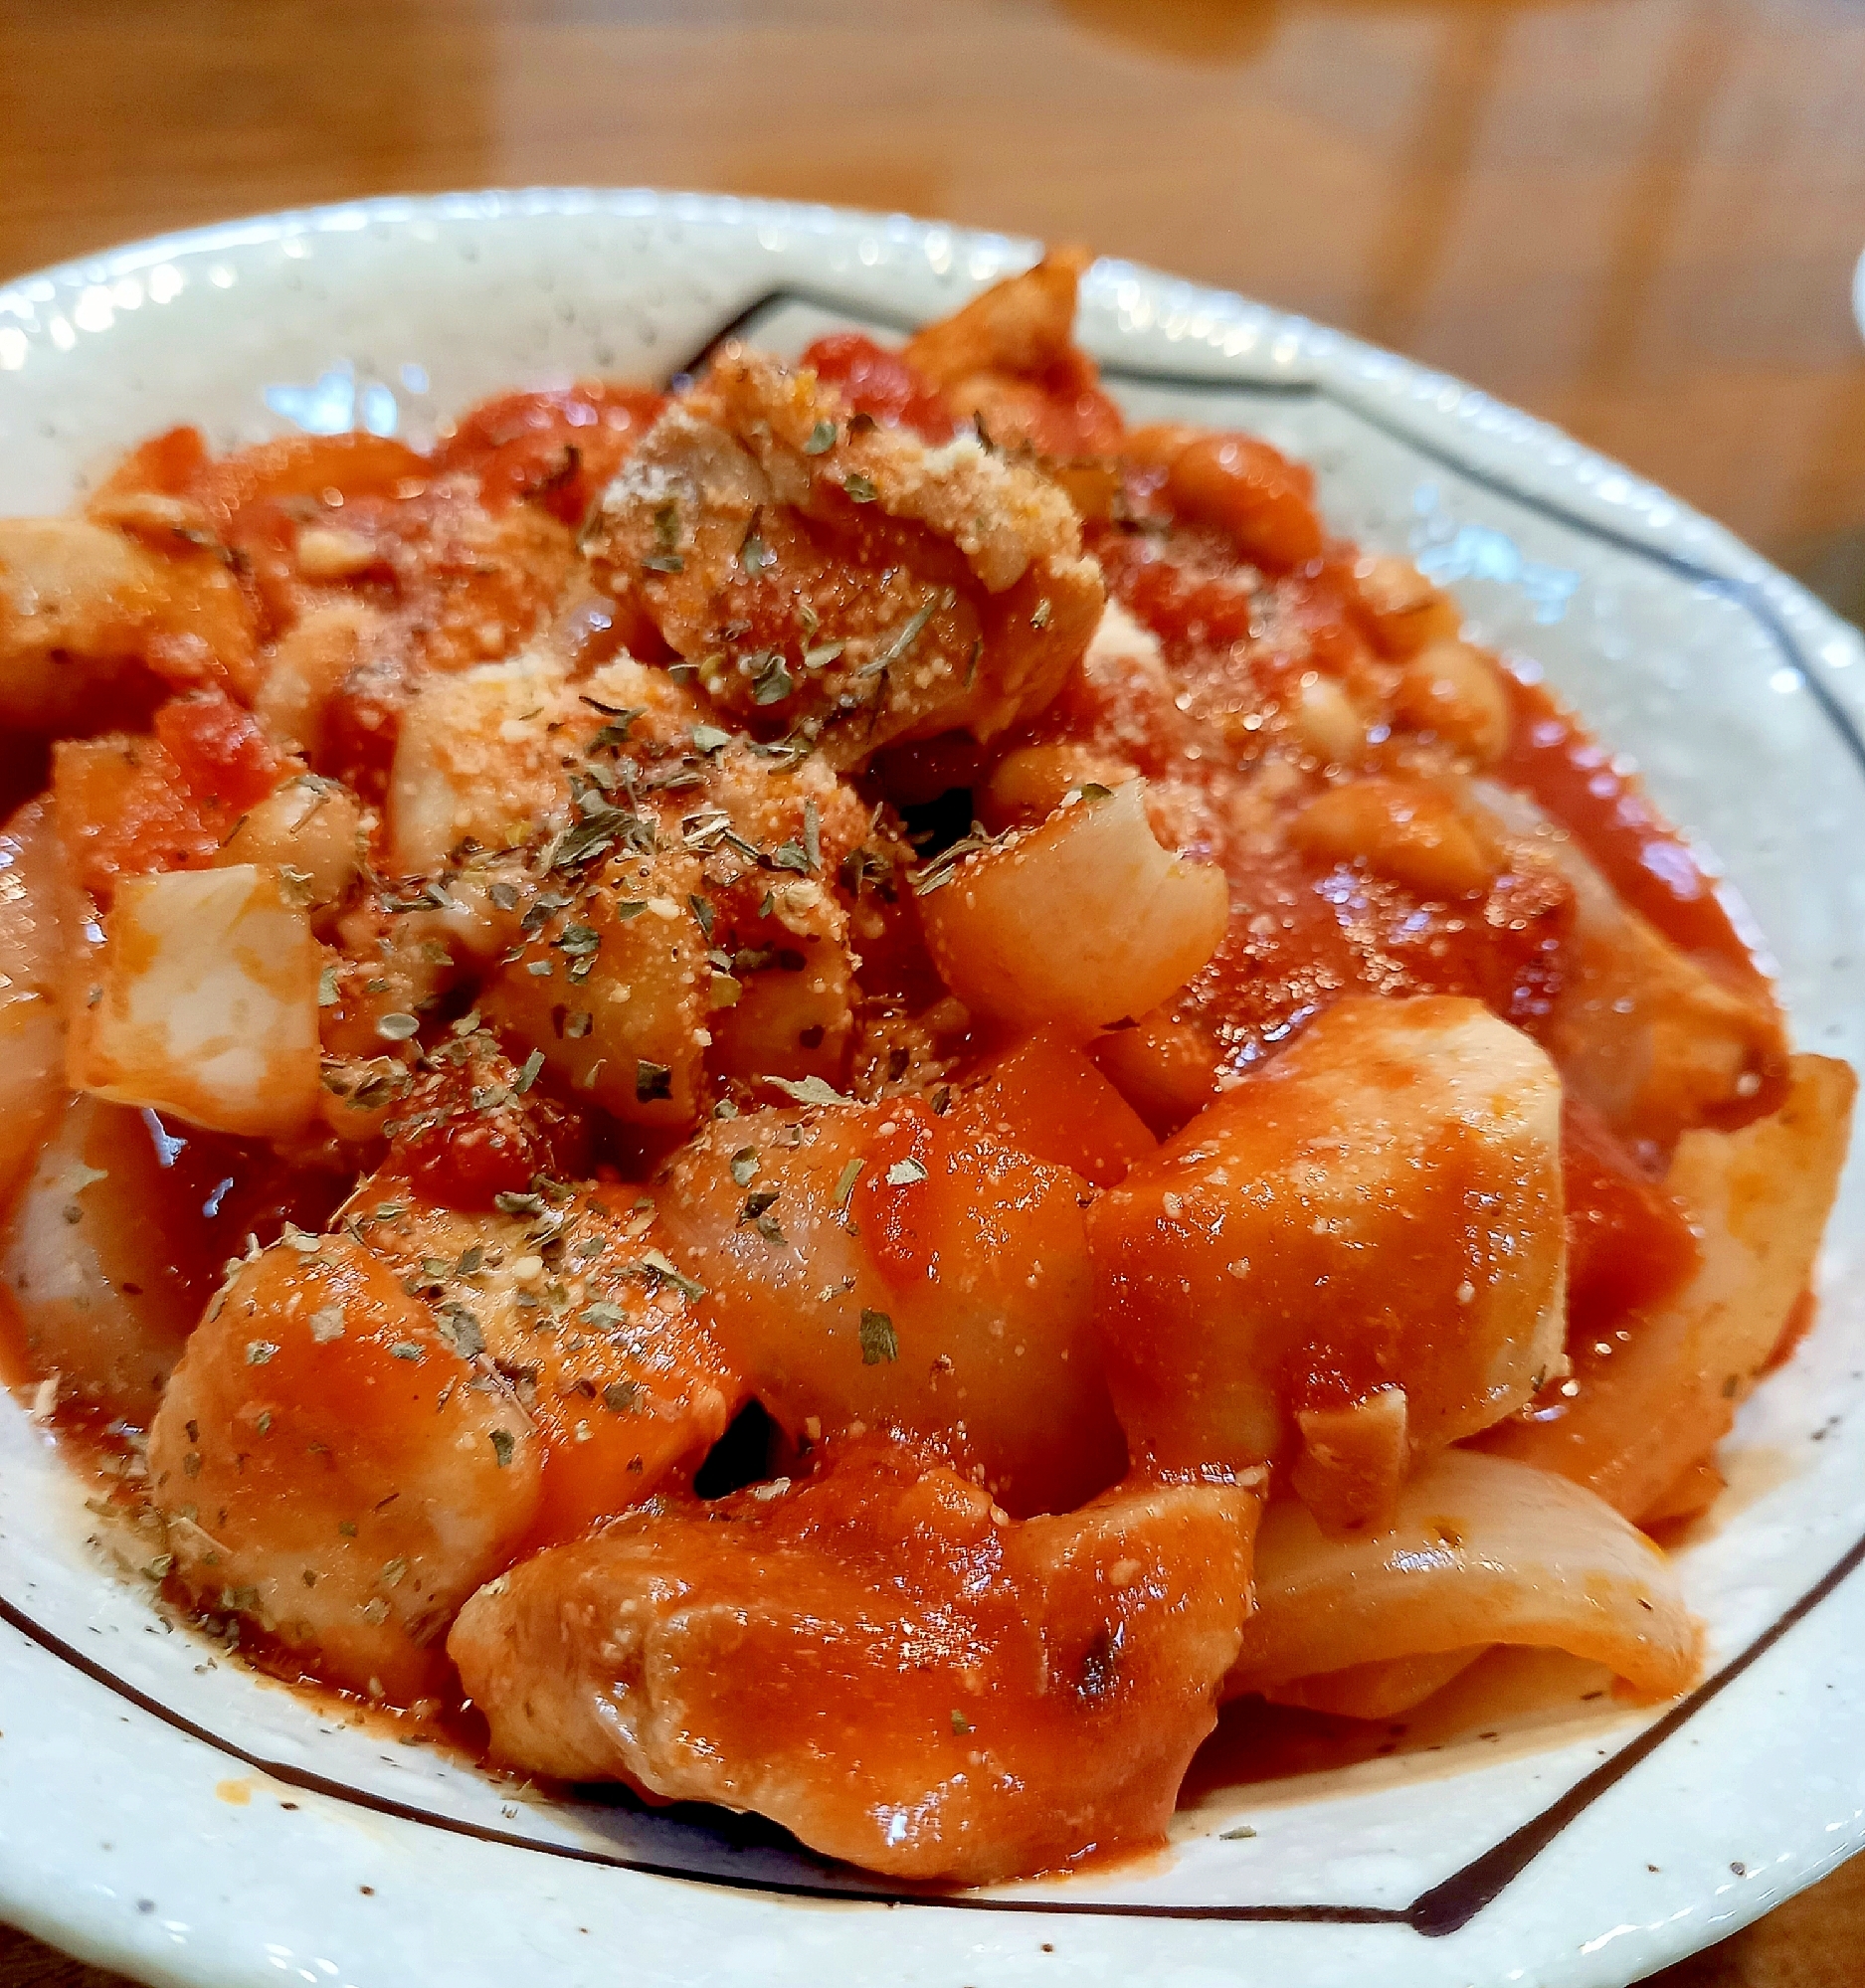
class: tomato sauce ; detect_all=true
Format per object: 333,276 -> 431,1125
0,1282 -> 33,1389
1496,673 -> 1765,987
437,383 -> 666,524
801,332 -> 954,442
1561,1096 -> 1700,1336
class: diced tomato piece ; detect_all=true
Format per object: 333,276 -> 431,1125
439,384 -> 667,523
190,432 -> 432,522
53,735 -> 216,900
851,1101 -> 938,1287
1562,1095 -> 1701,1334
93,425 -> 212,502
54,691 -> 281,899
802,332 -> 955,442
384,1055 -> 589,1215
153,687 -> 280,814
959,1028 -> 1158,1186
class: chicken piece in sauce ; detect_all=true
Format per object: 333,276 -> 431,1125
148,1232 -> 543,1703
1090,995 -> 1567,1534
655,1089 -> 1127,1516
451,1432 -> 1258,1884
587,345 -> 1103,765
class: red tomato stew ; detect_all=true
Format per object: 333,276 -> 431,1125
0,249 -> 1850,1887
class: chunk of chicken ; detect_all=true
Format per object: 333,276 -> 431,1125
680,737 -> 877,1088
392,679 -> 876,1125
388,650 -> 701,874
450,1435 -> 1258,1884
588,346 -> 1102,763
904,250 -> 1090,394
1090,995 -> 1566,1532
339,1151 -> 741,1547
900,247 -> 1124,458
478,846 -> 712,1133
0,515 -> 256,726
148,1234 -> 542,1701
656,1092 -> 1127,1515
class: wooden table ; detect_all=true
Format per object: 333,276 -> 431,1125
0,1 -> 1861,1981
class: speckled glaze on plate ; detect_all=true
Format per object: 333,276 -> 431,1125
1,190 -> 1862,1988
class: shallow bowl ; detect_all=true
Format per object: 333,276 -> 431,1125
2,190 -> 1862,1988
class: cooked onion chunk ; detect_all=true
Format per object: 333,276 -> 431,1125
918,779 -> 1227,1040
1090,995 -> 1566,1530
388,652 -> 699,874
451,1435 -> 1258,1884
4,1099 -> 202,1417
1226,1449 -> 1699,1703
68,863 -> 322,1139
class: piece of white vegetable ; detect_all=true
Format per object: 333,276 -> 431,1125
69,863 -> 321,1138
918,778 -> 1227,1039
1227,1449 -> 1700,1703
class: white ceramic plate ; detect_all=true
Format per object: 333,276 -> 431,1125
2,190 -> 1863,1988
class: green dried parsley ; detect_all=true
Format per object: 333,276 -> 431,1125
751,653 -> 795,706
858,1310 -> 899,1365
763,1073 -> 849,1107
